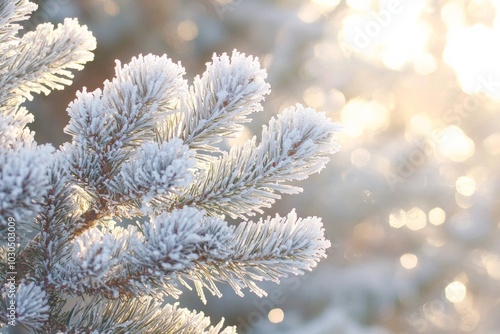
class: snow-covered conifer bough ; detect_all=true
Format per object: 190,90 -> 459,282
0,1 -> 340,333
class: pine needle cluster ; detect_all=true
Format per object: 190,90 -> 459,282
0,1 -> 339,333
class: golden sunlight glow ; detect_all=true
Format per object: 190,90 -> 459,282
440,2 -> 464,29
268,308 -> 285,323
443,23 -> 500,96
456,176 -> 476,197
413,52 -> 437,75
177,20 -> 199,41
339,2 -> 431,70
445,281 -> 467,303
406,207 -> 427,231
410,113 -> 433,135
400,253 -> 418,269
436,126 -> 475,162
380,21 -> 431,71
340,99 -> 389,138
429,207 -> 446,226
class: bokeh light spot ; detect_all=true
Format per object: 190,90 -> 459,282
177,20 -> 198,41
456,176 -> 476,197
483,254 -> 500,280
103,0 -> 120,16
400,253 -> 418,269
406,207 -> 427,231
268,308 -> 284,323
303,86 -> 326,109
445,281 -> 467,303
389,209 -> 406,228
436,126 -> 475,162
429,207 -> 446,226
340,99 -> 389,138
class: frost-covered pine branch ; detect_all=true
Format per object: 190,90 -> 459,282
0,1 -> 339,333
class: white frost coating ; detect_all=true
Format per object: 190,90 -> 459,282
65,55 -> 187,146
63,55 -> 191,214
135,207 -> 211,270
0,144 -> 54,229
233,209 -> 330,270
183,209 -> 331,299
72,228 -> 123,280
119,139 -> 195,209
11,281 -> 49,330
179,103 -> 341,219
0,0 -> 96,238
109,54 -> 187,112
168,50 -> 271,151
2,18 -> 96,103
260,103 -> 341,179
66,298 -> 237,334
1,1 -> 339,331
64,88 -> 116,142
0,107 -> 35,149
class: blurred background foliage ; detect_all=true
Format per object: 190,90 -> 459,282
27,0 -> 500,333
